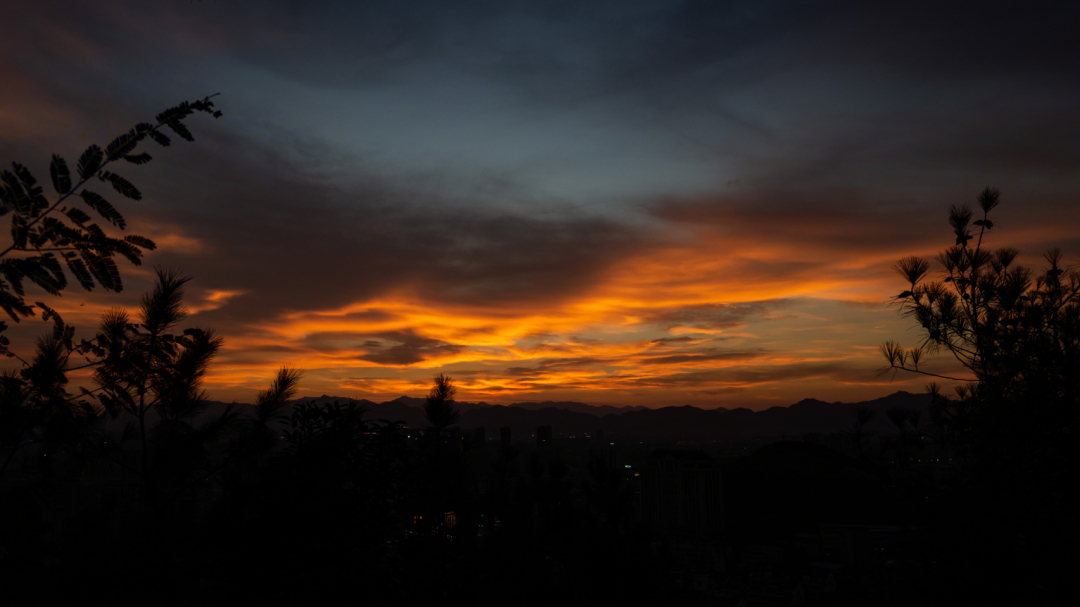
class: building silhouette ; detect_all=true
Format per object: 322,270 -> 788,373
536,425 -> 552,449
640,449 -> 723,539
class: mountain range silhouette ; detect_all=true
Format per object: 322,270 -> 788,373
252,390 -> 931,441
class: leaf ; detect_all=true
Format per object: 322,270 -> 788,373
17,255 -> 65,296
0,289 -> 34,321
105,131 -> 139,160
165,120 -> 194,142
11,163 -> 47,214
64,207 -> 92,225
82,251 -> 122,292
100,171 -> 142,200
64,257 -> 95,291
50,155 -> 72,194
11,215 -> 28,249
123,153 -> 152,165
148,130 -> 171,147
112,239 -> 143,265
80,190 -> 126,229
35,301 -> 62,325
155,105 -> 184,124
0,259 -> 27,295
123,234 -> 156,250
78,145 -> 104,179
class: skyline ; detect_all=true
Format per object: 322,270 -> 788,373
2,1 -> 1079,408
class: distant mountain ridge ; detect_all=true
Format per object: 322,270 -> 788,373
292,395 -> 646,417
275,391 -> 931,441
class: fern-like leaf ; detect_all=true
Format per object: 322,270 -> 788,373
165,121 -> 194,142
123,153 -> 152,165
105,130 -> 139,161
11,216 -> 28,249
83,252 -> 122,292
80,191 -> 126,229
148,130 -> 171,147
63,207 -> 92,226
0,289 -> 33,321
100,171 -> 142,201
11,163 -> 47,214
50,155 -> 71,194
77,145 -> 104,179
0,259 -> 26,295
112,239 -> 143,266
64,256 -> 95,290
123,234 -> 156,250
20,255 -> 65,295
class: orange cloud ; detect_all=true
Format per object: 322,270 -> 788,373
197,222 -> 955,407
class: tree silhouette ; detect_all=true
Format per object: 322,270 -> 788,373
880,188 -> 1080,601
91,270 -> 225,493
848,404 -> 877,460
882,188 -> 1078,388
0,97 -> 221,358
423,373 -> 459,432
0,329 -> 96,481
885,407 -> 911,437
881,188 -> 1079,485
0,268 -> 315,603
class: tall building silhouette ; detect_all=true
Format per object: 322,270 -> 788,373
536,425 -> 552,449
640,450 -> 723,538
500,426 -> 512,450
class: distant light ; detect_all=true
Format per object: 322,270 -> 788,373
624,465 -> 631,468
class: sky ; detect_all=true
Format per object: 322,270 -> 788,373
2,0 -> 1079,409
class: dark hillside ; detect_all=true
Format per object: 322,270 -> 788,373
723,441 -> 902,540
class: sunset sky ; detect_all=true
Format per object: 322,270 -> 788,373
2,1 -> 1078,408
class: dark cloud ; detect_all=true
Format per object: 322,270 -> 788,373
107,126 -> 654,330
643,301 -> 785,330
639,351 -> 764,366
505,356 -> 607,377
357,330 -> 465,366
649,187 -> 955,263
700,387 -> 749,396
249,344 -> 303,353
292,329 -> 466,365
649,336 -> 697,345
627,361 -> 861,388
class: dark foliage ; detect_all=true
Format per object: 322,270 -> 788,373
883,188 -> 1080,604
423,372 -> 460,431
0,96 -> 221,357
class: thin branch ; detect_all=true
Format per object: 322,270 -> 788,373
889,364 -> 973,382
